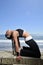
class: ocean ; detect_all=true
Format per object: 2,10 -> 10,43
0,34 -> 43,53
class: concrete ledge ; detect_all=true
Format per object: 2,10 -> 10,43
0,51 -> 43,65
0,57 -> 41,65
0,56 -> 43,65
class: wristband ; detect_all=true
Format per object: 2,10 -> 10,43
16,52 -> 20,56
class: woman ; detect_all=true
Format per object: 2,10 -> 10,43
5,29 -> 41,60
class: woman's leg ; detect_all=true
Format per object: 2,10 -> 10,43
20,47 -> 41,58
20,49 -> 36,57
20,38 -> 41,58
23,46 -> 32,50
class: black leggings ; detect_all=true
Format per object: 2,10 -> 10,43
20,39 -> 41,58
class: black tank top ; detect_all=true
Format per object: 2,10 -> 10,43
16,29 -> 24,37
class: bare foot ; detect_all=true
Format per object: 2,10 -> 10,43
16,56 -> 22,61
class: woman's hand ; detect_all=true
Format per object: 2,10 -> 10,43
16,55 -> 22,61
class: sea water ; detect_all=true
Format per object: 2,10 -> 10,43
0,34 -> 43,53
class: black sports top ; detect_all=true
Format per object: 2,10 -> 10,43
16,29 -> 24,37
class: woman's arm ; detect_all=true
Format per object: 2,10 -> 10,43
12,31 -> 22,61
12,31 -> 20,53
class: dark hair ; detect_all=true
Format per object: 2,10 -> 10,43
5,33 -> 12,39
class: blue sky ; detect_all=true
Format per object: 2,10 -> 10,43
0,0 -> 43,34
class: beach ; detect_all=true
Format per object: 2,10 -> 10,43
0,35 -> 43,65
0,40 -> 43,65
0,39 -> 43,52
